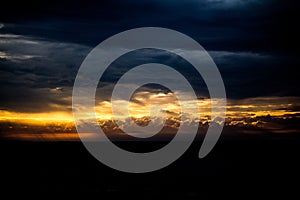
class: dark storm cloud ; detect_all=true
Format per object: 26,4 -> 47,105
211,51 -> 300,98
0,34 -> 90,87
0,86 -> 72,113
0,34 -> 91,112
97,48 -> 300,99
0,0 -> 299,113
1,0 -> 298,53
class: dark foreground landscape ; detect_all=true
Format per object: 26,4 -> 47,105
1,133 -> 300,198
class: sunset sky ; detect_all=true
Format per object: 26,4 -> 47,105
0,0 -> 299,141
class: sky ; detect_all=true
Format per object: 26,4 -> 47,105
0,0 -> 299,141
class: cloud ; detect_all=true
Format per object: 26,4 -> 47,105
0,0 -> 299,141
1,0 -> 297,53
0,33 -> 91,112
1,32 -> 298,115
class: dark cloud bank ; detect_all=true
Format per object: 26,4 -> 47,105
0,0 -> 299,113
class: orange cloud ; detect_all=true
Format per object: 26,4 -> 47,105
0,95 -> 299,141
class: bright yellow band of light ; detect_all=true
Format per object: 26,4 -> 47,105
0,95 -> 299,141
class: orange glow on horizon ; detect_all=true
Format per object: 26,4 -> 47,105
0,95 -> 299,140
1,96 -> 299,124
0,110 -> 74,124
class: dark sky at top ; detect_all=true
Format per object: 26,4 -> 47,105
1,0 -> 298,52
0,0 -> 299,113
